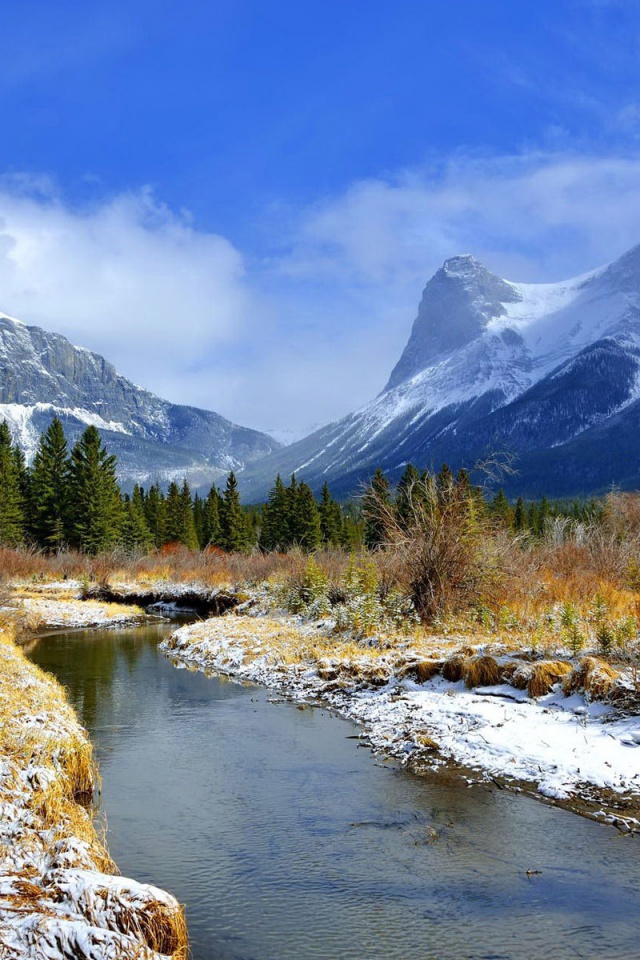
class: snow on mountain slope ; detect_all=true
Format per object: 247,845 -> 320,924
0,313 -> 280,487
239,245 -> 640,499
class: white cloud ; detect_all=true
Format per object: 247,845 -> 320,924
0,183 -> 253,403
3,153 -> 640,437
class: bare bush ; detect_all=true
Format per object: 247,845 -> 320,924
367,470 -> 517,622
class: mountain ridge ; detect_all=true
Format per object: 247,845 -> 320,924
238,244 -> 640,499
0,312 -> 280,488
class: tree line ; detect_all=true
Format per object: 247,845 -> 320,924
361,463 -> 601,549
0,418 -> 360,554
0,417 -> 598,555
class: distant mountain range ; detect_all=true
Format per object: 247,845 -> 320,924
239,245 -> 640,499
5,242 -> 640,500
0,313 -> 279,488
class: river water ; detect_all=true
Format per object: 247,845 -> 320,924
26,622 -> 640,960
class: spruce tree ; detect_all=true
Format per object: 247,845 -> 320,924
164,480 -> 198,550
68,426 -> 123,553
220,471 -> 250,552
13,444 -> 30,512
539,495 -> 550,537
296,481 -> 322,551
491,489 -> 513,526
202,484 -> 223,548
165,482 -> 183,544
120,492 -> 153,551
435,463 -> 455,504
144,483 -> 167,548
363,468 -> 391,548
0,421 -> 24,546
260,474 -> 289,551
514,496 -> 525,532
29,416 -> 70,550
193,492 -> 205,548
318,481 -> 343,546
285,474 -> 300,545
179,480 -> 199,550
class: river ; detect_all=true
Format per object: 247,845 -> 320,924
26,621 -> 640,960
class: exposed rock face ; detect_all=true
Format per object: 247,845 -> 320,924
239,244 -> 640,499
0,313 -> 279,488
385,255 -> 522,390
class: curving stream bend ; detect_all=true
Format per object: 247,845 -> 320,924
26,621 -> 640,960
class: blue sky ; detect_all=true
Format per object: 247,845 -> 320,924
1,0 -> 640,435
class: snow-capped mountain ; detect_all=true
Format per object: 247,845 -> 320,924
0,312 -> 279,487
240,245 -> 640,498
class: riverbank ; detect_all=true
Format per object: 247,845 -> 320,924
5,580 -> 150,635
162,614 -> 640,827
0,608 -> 188,959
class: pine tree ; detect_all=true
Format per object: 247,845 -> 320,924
0,421 -> 24,546
435,463 -> 455,504
144,483 -> 167,548
179,480 -> 199,550
220,472 -> 250,552
260,474 -> 289,550
539,495 -> 550,537
296,481 -> 322,551
202,485 -> 222,548
318,481 -> 343,546
68,426 -> 123,553
165,482 -> 184,545
120,492 -> 153,551
514,496 -> 525,532
363,468 -> 391,548
491,488 -> 513,526
285,474 -> 300,545
193,493 -> 204,548
13,444 -> 30,512
29,416 -> 70,550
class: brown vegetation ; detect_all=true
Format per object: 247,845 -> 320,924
0,621 -> 188,959
512,660 -> 573,698
563,656 -> 621,700
463,655 -> 502,689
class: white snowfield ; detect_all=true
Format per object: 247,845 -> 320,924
291,248 -> 640,476
0,402 -> 130,461
162,619 -> 640,819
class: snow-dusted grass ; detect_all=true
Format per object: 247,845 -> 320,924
162,616 -> 640,824
7,594 -> 147,633
0,623 -> 187,960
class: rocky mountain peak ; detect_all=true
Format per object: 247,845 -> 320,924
384,254 -> 521,392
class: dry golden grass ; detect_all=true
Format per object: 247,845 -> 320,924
406,660 -> 444,683
528,661 -> 573,698
462,655 -> 502,689
0,544 -> 355,594
7,597 -> 144,633
0,619 -> 188,959
441,653 -> 470,682
563,656 -> 621,700
511,660 -> 573,698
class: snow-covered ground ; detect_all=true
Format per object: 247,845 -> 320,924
0,628 -> 186,960
8,596 -> 147,631
162,617 -> 640,823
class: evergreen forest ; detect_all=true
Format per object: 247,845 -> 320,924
0,417 -> 598,555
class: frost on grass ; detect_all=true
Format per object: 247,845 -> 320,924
8,596 -> 146,632
162,616 -> 640,818
0,627 -> 187,960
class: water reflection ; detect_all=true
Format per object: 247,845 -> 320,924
28,624 -> 640,960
